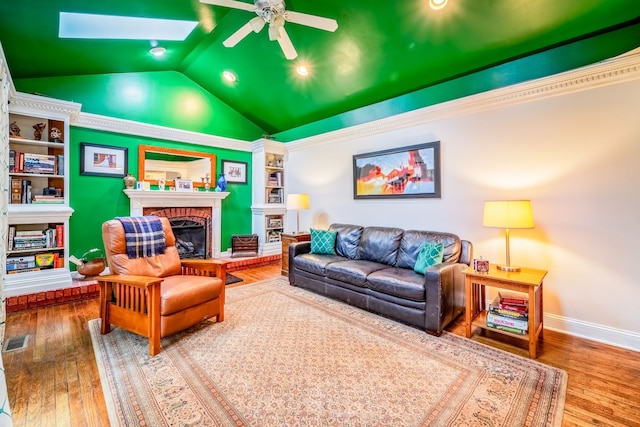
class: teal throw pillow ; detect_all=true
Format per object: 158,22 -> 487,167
310,229 -> 337,255
414,241 -> 444,274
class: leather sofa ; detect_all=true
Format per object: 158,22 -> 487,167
289,224 -> 472,336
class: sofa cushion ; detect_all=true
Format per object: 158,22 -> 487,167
325,260 -> 388,287
310,229 -> 337,255
413,242 -> 444,274
396,230 -> 462,269
356,226 -> 404,265
366,267 -> 427,302
329,224 -> 363,259
294,253 -> 346,276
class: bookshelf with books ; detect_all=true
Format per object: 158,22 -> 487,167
5,93 -> 78,296
463,265 -> 547,358
251,139 -> 287,256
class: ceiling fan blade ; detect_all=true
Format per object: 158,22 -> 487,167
277,27 -> 298,60
284,11 -> 338,32
199,0 -> 256,12
223,21 -> 253,47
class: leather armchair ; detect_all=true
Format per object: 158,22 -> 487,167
97,217 -> 227,356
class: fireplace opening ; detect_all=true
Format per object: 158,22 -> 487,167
169,219 -> 209,259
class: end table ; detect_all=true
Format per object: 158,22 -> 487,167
463,264 -> 547,358
281,232 -> 311,276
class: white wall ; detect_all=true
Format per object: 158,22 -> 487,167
284,55 -> 640,351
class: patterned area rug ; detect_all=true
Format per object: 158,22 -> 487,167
89,277 -> 567,426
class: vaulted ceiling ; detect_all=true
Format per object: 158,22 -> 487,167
1,1 -> 639,142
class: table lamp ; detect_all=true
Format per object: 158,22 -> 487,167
286,193 -> 310,234
482,200 -> 534,272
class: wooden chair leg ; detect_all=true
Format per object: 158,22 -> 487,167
148,282 -> 162,356
99,281 -> 112,335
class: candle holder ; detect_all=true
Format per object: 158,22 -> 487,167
201,173 -> 211,191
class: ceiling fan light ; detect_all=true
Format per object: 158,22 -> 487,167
429,0 -> 448,10
268,25 -> 281,41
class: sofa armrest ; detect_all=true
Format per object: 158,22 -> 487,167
423,261 -> 466,336
288,241 -> 311,284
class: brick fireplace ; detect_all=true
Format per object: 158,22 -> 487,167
144,207 -> 211,259
124,190 -> 229,258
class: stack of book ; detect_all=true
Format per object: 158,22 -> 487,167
486,290 -> 529,335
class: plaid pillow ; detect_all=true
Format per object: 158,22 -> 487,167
310,229 -> 337,255
414,241 -> 444,274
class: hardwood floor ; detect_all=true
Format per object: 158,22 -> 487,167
3,264 -> 639,426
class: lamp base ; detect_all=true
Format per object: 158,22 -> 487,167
497,264 -> 521,272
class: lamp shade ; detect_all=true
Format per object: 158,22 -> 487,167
286,194 -> 310,210
483,200 -> 534,229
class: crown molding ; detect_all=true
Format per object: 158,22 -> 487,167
73,112 -> 253,152
9,92 -> 81,120
287,50 -> 640,152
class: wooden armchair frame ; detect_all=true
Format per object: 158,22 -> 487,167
97,259 -> 227,356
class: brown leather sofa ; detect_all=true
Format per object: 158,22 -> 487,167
289,223 -> 472,336
98,217 -> 227,355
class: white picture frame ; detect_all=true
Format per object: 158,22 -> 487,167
175,179 -> 193,192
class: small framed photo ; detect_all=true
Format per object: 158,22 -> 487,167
474,259 -> 490,274
80,142 -> 128,177
136,181 -> 151,191
222,160 -> 248,184
175,179 -> 193,192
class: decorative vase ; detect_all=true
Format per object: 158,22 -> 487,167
217,173 -> 227,192
123,174 -> 137,189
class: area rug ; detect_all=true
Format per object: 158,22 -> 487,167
89,277 -> 567,427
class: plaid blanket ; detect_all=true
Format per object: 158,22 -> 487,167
116,216 -> 167,259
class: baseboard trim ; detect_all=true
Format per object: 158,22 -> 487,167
544,313 -> 640,352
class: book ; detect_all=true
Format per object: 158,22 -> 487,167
9,150 -> 15,173
486,322 -> 528,335
486,312 -> 528,331
489,296 -> 528,320
498,290 -> 529,305
56,224 -> 64,247
11,178 -> 22,204
7,226 -> 15,251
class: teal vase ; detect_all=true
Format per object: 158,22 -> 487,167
217,173 -> 227,191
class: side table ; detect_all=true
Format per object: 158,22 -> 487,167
463,265 -> 547,358
281,232 -> 311,276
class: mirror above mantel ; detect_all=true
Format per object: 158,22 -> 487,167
138,145 -> 216,189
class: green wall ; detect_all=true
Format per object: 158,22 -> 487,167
69,127 -> 253,268
15,71 -> 266,141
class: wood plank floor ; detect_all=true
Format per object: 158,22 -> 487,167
3,264 -> 639,426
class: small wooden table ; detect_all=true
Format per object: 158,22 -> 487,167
463,265 -> 547,358
281,232 -> 311,276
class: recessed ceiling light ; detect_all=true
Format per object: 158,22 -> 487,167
296,65 -> 309,77
429,0 -> 448,10
150,47 -> 166,57
59,12 -> 198,40
223,71 -> 237,83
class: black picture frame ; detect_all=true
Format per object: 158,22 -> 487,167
353,141 -> 441,199
222,160 -> 248,184
80,142 -> 128,178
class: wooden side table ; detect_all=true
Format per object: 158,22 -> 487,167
463,265 -> 547,358
281,232 -> 311,276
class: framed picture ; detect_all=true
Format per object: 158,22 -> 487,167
222,160 -> 248,184
353,141 -> 441,199
175,179 -> 194,192
80,142 -> 128,177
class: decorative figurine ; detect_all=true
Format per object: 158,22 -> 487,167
217,173 -> 227,191
158,177 -> 166,191
50,126 -> 62,143
32,122 -> 46,141
9,122 -> 22,138
123,174 -> 137,189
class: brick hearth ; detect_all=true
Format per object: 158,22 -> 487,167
4,254 -> 281,312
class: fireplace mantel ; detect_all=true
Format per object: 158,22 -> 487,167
124,189 -> 229,258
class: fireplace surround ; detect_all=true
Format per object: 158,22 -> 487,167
124,190 -> 229,258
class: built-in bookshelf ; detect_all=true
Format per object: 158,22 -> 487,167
251,139 -> 287,256
4,93 -> 78,297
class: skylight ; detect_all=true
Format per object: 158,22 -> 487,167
59,12 -> 198,40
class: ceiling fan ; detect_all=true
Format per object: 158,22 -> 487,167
200,0 -> 338,60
